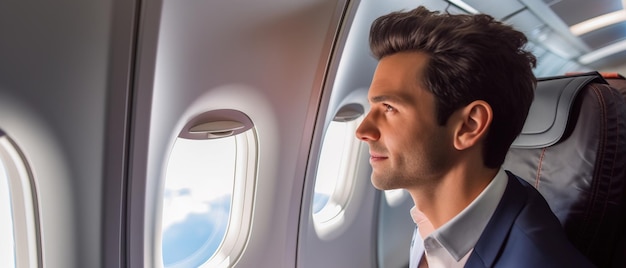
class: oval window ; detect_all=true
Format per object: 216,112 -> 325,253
160,110 -> 257,267
313,104 -> 364,223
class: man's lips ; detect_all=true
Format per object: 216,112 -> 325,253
369,152 -> 388,162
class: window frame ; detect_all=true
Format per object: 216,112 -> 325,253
312,115 -> 364,223
0,130 -> 41,268
310,88 -> 370,236
157,110 -> 258,268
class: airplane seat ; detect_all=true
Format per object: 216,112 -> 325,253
602,73 -> 626,100
502,72 -> 626,267
567,72 -> 626,100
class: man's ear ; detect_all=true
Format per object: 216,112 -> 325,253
452,100 -> 493,151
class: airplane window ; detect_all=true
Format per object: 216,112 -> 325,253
313,121 -> 348,214
160,110 -> 256,267
0,131 -> 39,268
161,137 -> 235,267
0,158 -> 16,268
313,104 -> 364,223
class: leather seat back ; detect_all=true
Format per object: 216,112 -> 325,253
503,72 -> 626,267
603,73 -> 626,100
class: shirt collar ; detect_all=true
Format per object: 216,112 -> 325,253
409,168 -> 508,261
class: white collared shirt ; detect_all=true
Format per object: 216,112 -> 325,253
409,168 -> 508,268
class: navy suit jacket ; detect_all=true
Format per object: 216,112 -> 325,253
464,171 -> 595,267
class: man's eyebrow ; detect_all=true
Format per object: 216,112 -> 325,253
369,94 -> 411,104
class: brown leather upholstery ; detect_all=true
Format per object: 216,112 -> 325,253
503,73 -> 626,267
604,73 -> 626,101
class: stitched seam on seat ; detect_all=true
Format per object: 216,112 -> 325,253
593,85 -> 608,225
594,87 -> 608,237
583,85 -> 608,253
535,148 -> 546,189
607,87 -> 618,180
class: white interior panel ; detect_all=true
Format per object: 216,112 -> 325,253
506,10 -> 546,38
461,0 -> 525,18
0,0 -> 116,266
129,0 -> 348,267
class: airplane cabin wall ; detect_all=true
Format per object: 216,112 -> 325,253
127,0 -> 350,267
0,0 -> 124,267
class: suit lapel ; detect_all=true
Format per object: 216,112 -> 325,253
464,172 -> 527,267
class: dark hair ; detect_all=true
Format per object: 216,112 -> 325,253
369,6 -> 537,168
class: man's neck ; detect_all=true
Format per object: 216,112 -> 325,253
408,162 -> 498,229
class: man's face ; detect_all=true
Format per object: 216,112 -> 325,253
356,52 -> 455,191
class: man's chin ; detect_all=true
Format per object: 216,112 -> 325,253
370,175 -> 398,191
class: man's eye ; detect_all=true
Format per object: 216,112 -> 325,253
383,104 -> 394,112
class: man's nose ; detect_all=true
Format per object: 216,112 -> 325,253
356,112 -> 380,141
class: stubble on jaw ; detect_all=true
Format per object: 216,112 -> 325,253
368,128 -> 453,191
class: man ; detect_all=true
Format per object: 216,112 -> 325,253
356,6 -> 594,268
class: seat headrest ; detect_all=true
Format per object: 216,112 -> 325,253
605,74 -> 626,94
565,71 -> 625,80
511,72 -> 607,149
